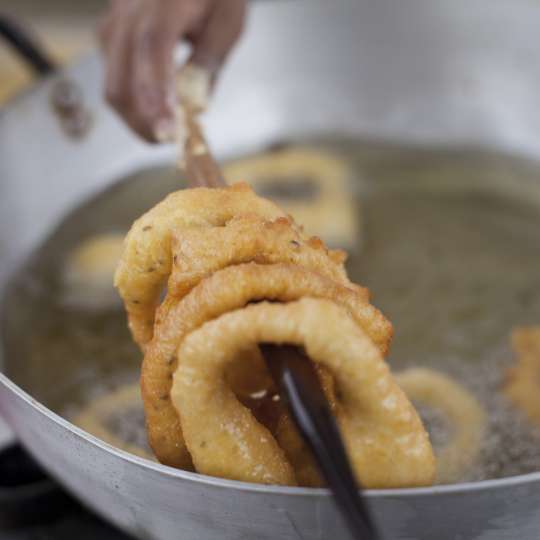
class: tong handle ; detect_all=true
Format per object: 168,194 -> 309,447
0,15 -> 56,76
261,344 -> 382,540
184,109 -> 226,188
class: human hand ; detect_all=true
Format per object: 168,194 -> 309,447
99,0 -> 246,141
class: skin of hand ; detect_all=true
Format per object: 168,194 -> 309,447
98,0 -> 246,142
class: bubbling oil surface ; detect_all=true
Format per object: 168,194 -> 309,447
3,139 -> 540,484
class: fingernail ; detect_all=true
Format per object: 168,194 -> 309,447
153,117 -> 176,143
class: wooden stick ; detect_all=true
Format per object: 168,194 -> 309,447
184,107 -> 226,189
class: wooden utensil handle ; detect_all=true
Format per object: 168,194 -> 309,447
185,109 -> 226,188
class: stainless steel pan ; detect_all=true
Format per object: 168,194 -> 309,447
2,1 -> 540,538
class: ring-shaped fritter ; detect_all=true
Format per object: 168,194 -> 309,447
142,262 -> 392,468
171,298 -> 434,487
395,368 -> 486,484
63,232 -> 125,310
114,183 -> 285,348
166,213 -> 353,300
223,146 -> 359,249
504,326 -> 540,425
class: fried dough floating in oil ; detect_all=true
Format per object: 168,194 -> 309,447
73,383 -> 154,461
504,327 -> 540,425
63,233 -> 125,310
395,368 -> 486,484
224,147 -> 360,251
115,183 -> 284,348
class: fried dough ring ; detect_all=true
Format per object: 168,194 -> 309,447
142,262 -> 392,468
166,213 -> 352,300
223,146 -> 360,249
73,383 -> 153,460
114,183 -> 285,348
504,326 -> 540,425
395,368 -> 486,484
171,299 -> 434,487
63,232 -> 125,310
274,412 -> 324,486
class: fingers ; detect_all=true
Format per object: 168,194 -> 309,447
100,4 -> 140,134
99,0 -> 246,143
99,0 -> 191,141
189,0 -> 247,74
130,4 -> 187,139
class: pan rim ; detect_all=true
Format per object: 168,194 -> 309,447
1,371 -> 539,499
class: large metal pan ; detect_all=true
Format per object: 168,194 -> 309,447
1,1 -> 540,538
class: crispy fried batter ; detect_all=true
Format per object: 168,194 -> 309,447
116,184 -> 435,487
114,183 -> 284,348
171,299 -> 434,487
274,412 -> 324,487
223,146 -> 360,250
395,368 -> 486,484
167,213 -> 353,299
142,262 -> 391,468
504,326 -> 540,425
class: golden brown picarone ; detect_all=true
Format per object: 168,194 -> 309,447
73,383 -> 154,461
503,326 -> 540,426
395,368 -> 486,484
115,182 -> 435,487
172,299 -> 434,487
223,146 -> 360,250
115,183 -> 285,349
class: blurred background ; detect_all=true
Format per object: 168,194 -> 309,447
0,0 -> 106,104
0,0 -> 106,466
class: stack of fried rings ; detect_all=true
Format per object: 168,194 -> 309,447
115,183 -> 436,488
